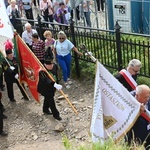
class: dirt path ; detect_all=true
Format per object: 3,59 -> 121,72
0,78 -> 94,150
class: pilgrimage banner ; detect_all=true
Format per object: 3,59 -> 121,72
90,61 -> 141,142
14,34 -> 43,102
0,0 -> 13,55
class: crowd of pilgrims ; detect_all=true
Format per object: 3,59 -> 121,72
0,5 -> 83,134
4,0 -> 105,32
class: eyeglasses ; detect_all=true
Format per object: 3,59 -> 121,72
132,68 -> 140,73
59,38 -> 65,40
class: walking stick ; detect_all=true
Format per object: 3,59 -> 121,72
0,49 -> 30,100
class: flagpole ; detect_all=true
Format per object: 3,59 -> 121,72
16,34 -> 78,115
0,49 -> 30,100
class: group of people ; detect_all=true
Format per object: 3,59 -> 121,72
0,39 -> 30,136
2,2 -> 150,147
22,22 -> 83,88
0,28 -> 150,149
116,59 -> 150,149
4,0 -> 99,31
0,19 -> 83,135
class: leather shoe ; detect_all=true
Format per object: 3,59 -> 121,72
21,97 -> 29,101
2,115 -> 7,119
43,111 -> 52,115
10,99 -> 16,102
0,131 -> 8,136
54,116 -> 62,121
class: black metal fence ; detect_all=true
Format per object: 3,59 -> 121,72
15,16 -> 150,78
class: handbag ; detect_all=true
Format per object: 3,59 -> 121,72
11,9 -> 20,18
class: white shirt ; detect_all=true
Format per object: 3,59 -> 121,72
22,29 -> 37,46
54,39 -> 74,56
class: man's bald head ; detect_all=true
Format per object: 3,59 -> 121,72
135,84 -> 150,104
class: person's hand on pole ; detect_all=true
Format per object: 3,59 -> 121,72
54,83 -> 62,90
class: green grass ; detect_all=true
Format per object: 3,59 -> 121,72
62,134 -> 146,150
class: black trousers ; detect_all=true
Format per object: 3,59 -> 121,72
43,95 -> 59,118
24,9 -> 34,26
96,0 -> 104,11
0,73 -> 4,88
71,6 -> 80,20
43,15 -> 54,28
6,80 -> 28,101
33,0 -> 39,6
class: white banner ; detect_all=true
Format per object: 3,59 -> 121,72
90,61 -> 141,142
0,0 -> 13,54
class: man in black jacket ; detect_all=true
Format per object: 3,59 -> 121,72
3,40 -> 29,102
37,47 -> 62,121
116,59 -> 142,92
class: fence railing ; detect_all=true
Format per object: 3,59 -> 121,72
15,16 -> 150,78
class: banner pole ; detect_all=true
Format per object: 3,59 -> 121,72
16,34 -> 78,115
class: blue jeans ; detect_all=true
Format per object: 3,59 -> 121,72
57,53 -> 71,82
84,12 -> 91,27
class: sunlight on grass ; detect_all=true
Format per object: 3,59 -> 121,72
62,134 -> 146,150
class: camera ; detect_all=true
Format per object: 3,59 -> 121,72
64,10 -> 67,14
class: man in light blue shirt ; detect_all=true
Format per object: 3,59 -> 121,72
22,22 -> 37,50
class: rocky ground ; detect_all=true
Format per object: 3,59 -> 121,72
0,77 -> 94,150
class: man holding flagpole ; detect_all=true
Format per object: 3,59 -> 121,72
3,40 -> 29,102
37,47 -> 62,120
79,45 -> 142,143
126,84 -> 150,149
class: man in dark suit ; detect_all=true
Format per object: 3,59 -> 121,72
37,47 -> 62,121
3,40 -> 29,102
126,84 -> 150,149
116,59 -> 142,92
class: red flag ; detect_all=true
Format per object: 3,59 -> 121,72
14,34 -> 44,102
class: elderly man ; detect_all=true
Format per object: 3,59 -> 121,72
116,59 -> 142,92
22,22 -> 37,50
126,84 -> 150,149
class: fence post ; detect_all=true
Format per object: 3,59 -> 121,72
37,14 -> 42,40
69,18 -> 80,77
114,21 -> 122,71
